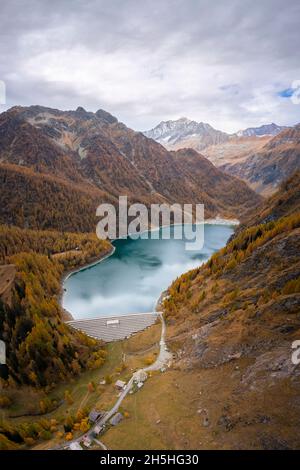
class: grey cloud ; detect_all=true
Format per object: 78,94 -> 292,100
0,0 -> 300,131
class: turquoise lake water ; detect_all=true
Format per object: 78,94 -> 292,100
63,224 -> 234,319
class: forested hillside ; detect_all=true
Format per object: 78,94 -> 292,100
162,172 -> 300,448
0,164 -> 111,232
0,224 -> 111,265
0,226 -> 112,389
0,106 -> 261,233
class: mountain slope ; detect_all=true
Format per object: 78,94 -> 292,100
161,171 -> 300,449
241,171 -> 300,228
0,106 -> 260,231
0,227 -> 111,387
202,135 -> 272,167
170,148 -> 261,216
221,125 -> 300,196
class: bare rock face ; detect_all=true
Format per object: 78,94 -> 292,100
241,345 -> 300,390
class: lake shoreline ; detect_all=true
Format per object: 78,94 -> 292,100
131,217 -> 239,238
59,245 -> 115,321
61,218 -> 239,321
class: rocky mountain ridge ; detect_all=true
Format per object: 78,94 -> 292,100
144,117 -> 288,153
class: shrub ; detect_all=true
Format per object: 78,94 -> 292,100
0,395 -> 12,408
105,374 -> 112,384
282,277 -> 300,295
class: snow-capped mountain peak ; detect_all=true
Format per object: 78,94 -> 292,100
143,118 -> 228,151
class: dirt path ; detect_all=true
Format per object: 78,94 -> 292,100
77,390 -> 89,413
0,264 -> 16,305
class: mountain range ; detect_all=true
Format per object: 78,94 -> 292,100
144,118 -> 287,153
0,106 -> 260,233
0,104 -> 299,450
144,117 -> 299,196
236,123 -> 287,137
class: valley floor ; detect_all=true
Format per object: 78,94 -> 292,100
30,314 -> 300,450
2,285 -> 300,450
0,322 -> 162,450
101,357 -> 300,450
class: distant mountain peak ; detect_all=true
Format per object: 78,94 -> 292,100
95,108 -> 118,124
75,106 -> 87,113
177,116 -> 192,123
236,123 -> 287,137
144,118 -> 228,151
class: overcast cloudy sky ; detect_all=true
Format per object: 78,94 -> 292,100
1,0 -> 300,132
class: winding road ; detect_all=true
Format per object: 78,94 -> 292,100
53,312 -> 171,450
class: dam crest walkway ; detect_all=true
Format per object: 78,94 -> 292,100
66,312 -> 160,342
